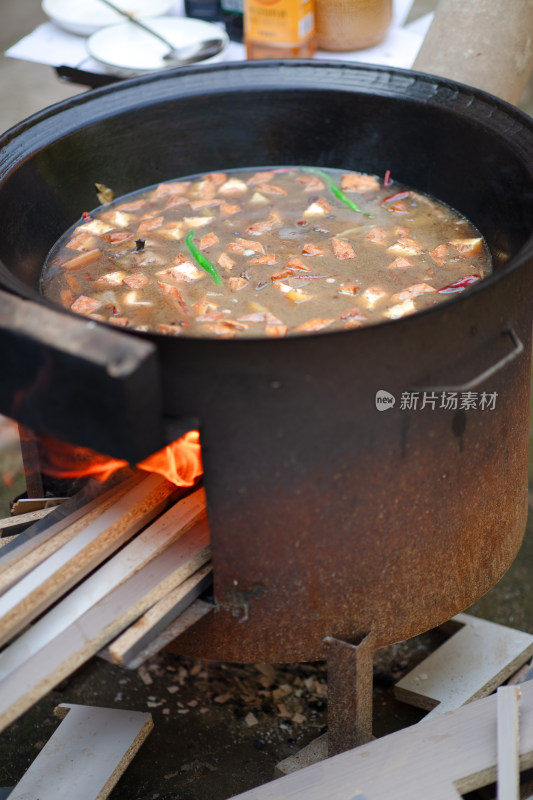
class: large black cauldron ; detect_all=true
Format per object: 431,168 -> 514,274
0,62 -> 533,664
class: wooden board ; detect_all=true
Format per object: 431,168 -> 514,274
0,506 -> 56,536
8,703 -> 152,800
0,473 -> 138,593
508,656 -> 533,686
0,472 -> 180,647
10,497 -> 68,515
0,487 -> 207,682
100,562 -> 213,666
114,599 -> 214,670
394,613 -> 533,716
275,734 -> 328,778
0,536 -> 17,551
231,675 -> 533,800
497,686 -> 521,800
0,518 -> 211,732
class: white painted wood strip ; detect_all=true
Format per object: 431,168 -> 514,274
8,703 -> 152,800
0,519 -> 211,732
0,472 -> 179,648
497,685 -> 521,800
230,678 -> 533,800
0,473 -> 139,593
118,599 -> 213,670
103,562 -> 212,665
394,613 -> 533,716
0,487 -> 207,681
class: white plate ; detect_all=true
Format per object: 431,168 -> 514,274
42,0 -> 175,37
87,17 -> 228,77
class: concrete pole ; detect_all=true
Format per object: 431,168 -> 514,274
412,0 -> 533,105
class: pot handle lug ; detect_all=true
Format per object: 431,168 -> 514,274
413,325 -> 524,393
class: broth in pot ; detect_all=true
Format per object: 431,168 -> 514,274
41,166 -> 492,338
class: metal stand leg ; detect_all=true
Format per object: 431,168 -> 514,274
324,632 -> 375,755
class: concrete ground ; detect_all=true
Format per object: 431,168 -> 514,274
0,2 -> 533,799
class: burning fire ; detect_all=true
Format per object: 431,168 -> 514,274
138,432 -> 202,486
34,430 -> 203,487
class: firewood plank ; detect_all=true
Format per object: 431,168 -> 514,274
110,598 -> 213,670
0,518 -> 211,733
101,562 -> 213,666
394,613 -> 533,716
0,506 -> 56,536
0,472 -> 180,647
0,471 -> 142,594
231,679 -> 533,800
0,487 -> 207,681
0,536 -> 17,550
497,685 -> 521,800
8,703 -> 152,800
9,498 -> 67,515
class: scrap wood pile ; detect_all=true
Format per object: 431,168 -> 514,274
0,469 -> 212,733
117,653 -> 330,737
160,658 -> 329,730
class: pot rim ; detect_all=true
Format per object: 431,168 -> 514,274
1,59 -> 533,340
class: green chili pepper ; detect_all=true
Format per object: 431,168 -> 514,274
185,230 -> 222,285
303,167 -> 373,217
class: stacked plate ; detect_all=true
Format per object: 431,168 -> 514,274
42,0 -> 229,77
42,0 -> 175,36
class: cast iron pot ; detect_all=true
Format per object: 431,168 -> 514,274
1,61 -> 533,663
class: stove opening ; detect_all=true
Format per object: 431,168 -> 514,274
19,427 -> 203,490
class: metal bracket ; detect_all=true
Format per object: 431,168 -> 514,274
324,632 -> 376,755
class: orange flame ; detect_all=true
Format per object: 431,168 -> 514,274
138,431 -> 202,486
34,430 -> 203,487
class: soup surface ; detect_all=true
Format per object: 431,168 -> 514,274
41,167 -> 492,338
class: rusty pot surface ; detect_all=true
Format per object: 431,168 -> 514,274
169,265 -> 532,662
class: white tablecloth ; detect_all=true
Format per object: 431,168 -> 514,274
5,0 -> 432,78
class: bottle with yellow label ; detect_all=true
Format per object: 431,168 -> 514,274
244,0 -> 316,59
